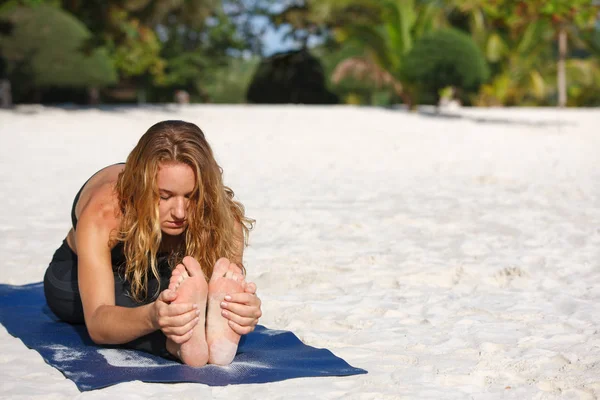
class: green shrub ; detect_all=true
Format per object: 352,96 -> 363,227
247,49 -> 338,104
201,56 -> 260,103
402,28 -> 489,104
0,4 -> 116,95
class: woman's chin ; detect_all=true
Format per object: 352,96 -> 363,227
161,227 -> 186,237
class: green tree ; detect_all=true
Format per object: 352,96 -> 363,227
402,28 -> 489,105
54,0 -> 221,102
313,42 -> 390,105
60,0 -> 264,103
452,0 -> 599,106
267,0 -> 382,50
148,7 -> 247,102
0,3 -> 116,102
537,0 -> 599,107
203,55 -> 260,103
451,1 -> 554,105
316,0 -> 445,107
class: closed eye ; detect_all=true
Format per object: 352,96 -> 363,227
159,190 -> 173,200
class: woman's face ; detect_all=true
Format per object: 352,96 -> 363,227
156,161 -> 195,236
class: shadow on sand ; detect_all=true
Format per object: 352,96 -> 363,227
9,103 -> 185,115
7,103 -> 579,129
389,104 -> 578,128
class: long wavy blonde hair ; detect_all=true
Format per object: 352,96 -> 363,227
114,120 -> 254,302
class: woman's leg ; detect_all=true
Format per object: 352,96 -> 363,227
44,243 -> 174,359
113,268 -> 175,359
43,240 -> 85,324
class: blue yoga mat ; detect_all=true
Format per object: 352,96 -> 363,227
0,282 -> 366,391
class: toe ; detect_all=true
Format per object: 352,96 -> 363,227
172,264 -> 185,277
229,262 -> 243,275
224,270 -> 235,280
182,256 -> 203,277
211,258 -> 230,280
177,264 -> 189,278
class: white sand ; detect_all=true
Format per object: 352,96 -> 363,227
0,105 -> 599,399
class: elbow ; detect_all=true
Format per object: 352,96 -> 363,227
87,325 -> 109,345
85,307 -> 110,345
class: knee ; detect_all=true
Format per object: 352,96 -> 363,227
43,262 -> 85,324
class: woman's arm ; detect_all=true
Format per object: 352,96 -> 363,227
76,186 -> 198,344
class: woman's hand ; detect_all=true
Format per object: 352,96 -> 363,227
153,289 -> 200,344
220,282 -> 262,335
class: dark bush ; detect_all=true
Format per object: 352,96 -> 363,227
247,49 -> 338,104
0,4 -> 116,102
402,28 -> 489,104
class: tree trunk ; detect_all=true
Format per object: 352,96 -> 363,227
0,79 -> 11,108
557,27 -> 567,108
399,90 -> 414,111
33,88 -> 42,104
137,88 -> 147,105
88,87 -> 99,105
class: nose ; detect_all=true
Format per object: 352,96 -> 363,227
172,197 -> 186,220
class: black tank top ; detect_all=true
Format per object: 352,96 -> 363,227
71,163 -> 126,267
71,163 -> 125,230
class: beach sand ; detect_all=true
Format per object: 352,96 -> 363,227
0,105 -> 599,399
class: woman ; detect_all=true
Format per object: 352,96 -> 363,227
43,120 -> 262,367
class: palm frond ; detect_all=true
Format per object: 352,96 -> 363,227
344,24 -> 395,71
529,69 -> 547,99
331,56 -> 403,94
393,0 -> 416,54
516,19 -> 550,55
486,32 -> 507,62
566,58 -> 599,86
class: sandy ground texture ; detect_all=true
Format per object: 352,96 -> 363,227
0,105 -> 599,399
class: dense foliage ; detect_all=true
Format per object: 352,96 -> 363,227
0,0 -> 598,106
0,3 -> 116,102
402,28 -> 489,104
247,49 -> 338,104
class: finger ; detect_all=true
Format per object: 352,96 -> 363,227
220,301 -> 262,319
223,292 -> 260,306
221,309 -> 256,327
228,320 -> 255,335
167,328 -> 195,345
160,302 -> 198,317
163,316 -> 200,336
161,307 -> 200,328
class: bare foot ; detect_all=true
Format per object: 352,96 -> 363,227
206,258 -> 247,365
166,256 -> 209,367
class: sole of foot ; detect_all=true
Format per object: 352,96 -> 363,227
167,256 -> 209,367
206,257 -> 247,365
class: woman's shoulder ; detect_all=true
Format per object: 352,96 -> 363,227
77,180 -> 122,231
76,164 -> 124,216
77,164 -> 124,229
